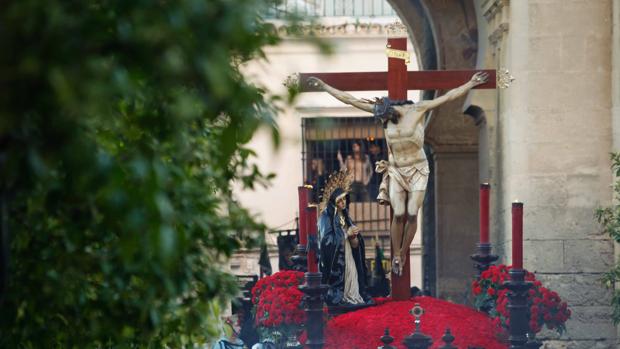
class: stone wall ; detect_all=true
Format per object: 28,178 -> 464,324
475,0 -> 617,347
613,0 -> 620,341
434,151 -> 480,302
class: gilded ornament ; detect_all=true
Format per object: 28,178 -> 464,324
319,169 -> 352,213
497,68 -> 515,89
283,73 -> 300,89
386,21 -> 408,38
385,48 -> 411,64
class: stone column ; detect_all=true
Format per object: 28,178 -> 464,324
495,1 -> 616,347
476,0 -> 510,260
611,0 -> 620,342
612,0 -> 620,152
433,151 -> 479,302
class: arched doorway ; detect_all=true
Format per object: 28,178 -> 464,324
389,0 -> 483,302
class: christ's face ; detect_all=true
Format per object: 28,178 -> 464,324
336,196 -> 346,210
352,143 -> 361,153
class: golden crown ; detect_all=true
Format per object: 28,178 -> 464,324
319,169 -> 353,213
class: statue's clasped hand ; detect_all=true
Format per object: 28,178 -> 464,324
347,225 -> 360,238
348,226 -> 360,248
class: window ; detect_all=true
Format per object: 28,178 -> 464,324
302,116 -> 391,241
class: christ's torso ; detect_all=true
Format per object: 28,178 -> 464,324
384,105 -> 427,168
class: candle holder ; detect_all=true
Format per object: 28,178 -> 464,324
402,304 -> 433,349
293,186 -> 311,272
379,328 -> 397,349
504,268 -> 532,349
438,328 -> 457,349
511,201 -> 524,270
472,183 -> 497,277
299,272 -> 328,349
305,205 -> 319,273
470,242 -> 499,278
291,243 -> 308,272
524,332 -> 543,349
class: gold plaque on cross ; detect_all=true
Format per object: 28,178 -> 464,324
385,48 -> 410,64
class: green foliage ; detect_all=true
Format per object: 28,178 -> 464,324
205,301 -> 234,345
0,0 -> 296,347
596,152 -> 620,325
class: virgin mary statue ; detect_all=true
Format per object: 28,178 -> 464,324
318,170 -> 372,306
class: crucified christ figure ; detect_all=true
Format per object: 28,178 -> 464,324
308,71 -> 489,276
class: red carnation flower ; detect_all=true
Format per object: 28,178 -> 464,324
471,264 -> 571,335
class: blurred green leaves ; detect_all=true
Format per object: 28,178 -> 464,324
596,152 -> 620,325
0,0 -> 292,347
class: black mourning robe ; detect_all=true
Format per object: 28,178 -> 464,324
318,203 -> 370,306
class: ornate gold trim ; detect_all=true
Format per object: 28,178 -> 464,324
319,169 -> 352,213
283,73 -> 300,89
489,22 -> 509,46
269,20 -> 409,38
385,47 -> 411,64
386,21 -> 408,38
497,68 -> 515,89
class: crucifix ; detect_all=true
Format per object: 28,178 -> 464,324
290,22 -> 509,301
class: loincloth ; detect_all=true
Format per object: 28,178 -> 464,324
375,160 -> 430,205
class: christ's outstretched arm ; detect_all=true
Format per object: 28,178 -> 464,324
416,72 -> 489,111
308,77 -> 374,113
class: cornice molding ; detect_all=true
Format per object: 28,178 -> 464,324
481,0 -> 508,22
480,0 -> 509,47
269,18 -> 404,38
489,22 -> 509,46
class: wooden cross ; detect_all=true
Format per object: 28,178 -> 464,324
294,25 -> 500,301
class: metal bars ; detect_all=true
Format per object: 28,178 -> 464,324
266,0 -> 396,19
301,116 -> 390,251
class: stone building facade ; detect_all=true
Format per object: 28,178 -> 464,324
471,0 -> 617,347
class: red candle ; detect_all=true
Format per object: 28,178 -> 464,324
297,186 -> 310,245
512,201 -> 524,269
480,183 -> 490,243
306,206 -> 318,272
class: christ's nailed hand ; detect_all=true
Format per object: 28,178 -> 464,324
307,77 -> 324,89
470,72 -> 489,86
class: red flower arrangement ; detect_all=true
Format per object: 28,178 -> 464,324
251,271 -> 306,340
251,270 -> 304,305
472,265 -> 571,334
323,297 -> 507,349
